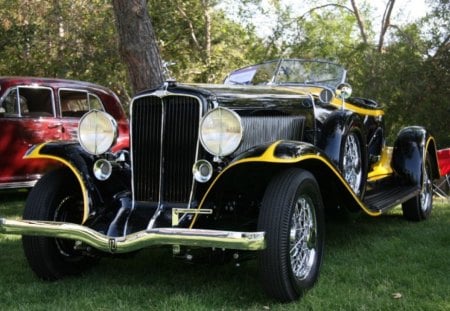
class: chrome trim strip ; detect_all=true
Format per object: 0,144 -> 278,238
0,180 -> 37,189
309,93 -> 318,146
0,218 -> 265,252
146,96 -> 166,229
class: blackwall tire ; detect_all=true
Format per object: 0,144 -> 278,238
22,169 -> 96,280
258,168 -> 325,302
402,153 -> 433,221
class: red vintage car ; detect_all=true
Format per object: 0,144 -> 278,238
0,77 -> 129,189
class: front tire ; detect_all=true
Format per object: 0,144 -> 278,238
22,168 -> 95,280
402,152 -> 433,221
258,168 -> 325,302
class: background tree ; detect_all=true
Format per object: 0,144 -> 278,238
111,0 -> 164,92
0,0 -> 130,101
148,0 -> 267,83
0,0 -> 448,146
258,0 -> 449,146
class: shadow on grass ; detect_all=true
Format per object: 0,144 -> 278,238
0,239 -> 268,308
0,197 -> 448,309
89,247 -> 269,307
0,189 -> 29,218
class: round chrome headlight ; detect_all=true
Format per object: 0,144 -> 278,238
200,107 -> 243,156
78,110 -> 118,155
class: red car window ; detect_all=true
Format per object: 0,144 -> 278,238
60,89 -> 104,118
2,87 -> 54,117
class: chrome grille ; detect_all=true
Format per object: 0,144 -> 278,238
131,95 -> 201,203
234,116 -> 305,155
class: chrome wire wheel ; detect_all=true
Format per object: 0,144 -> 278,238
420,161 -> 433,213
290,196 -> 317,280
342,132 -> 362,195
258,168 -> 324,302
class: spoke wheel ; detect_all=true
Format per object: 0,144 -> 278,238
258,168 -> 324,302
290,196 -> 317,280
402,152 -> 433,221
22,169 -> 96,280
340,129 -> 365,197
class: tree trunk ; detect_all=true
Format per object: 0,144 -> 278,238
202,0 -> 212,82
111,0 -> 164,93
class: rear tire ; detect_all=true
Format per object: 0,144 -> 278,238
258,168 -> 325,302
22,169 -> 95,280
402,153 -> 433,221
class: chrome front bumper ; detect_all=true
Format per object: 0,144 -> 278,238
0,218 -> 265,253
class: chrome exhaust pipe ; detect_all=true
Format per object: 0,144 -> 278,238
0,218 -> 265,253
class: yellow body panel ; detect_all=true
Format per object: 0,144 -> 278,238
368,147 -> 394,182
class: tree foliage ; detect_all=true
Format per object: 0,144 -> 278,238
148,0 -> 267,83
0,0 -> 130,101
0,0 -> 448,146
257,0 -> 449,146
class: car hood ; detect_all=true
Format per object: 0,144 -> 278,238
186,83 -> 324,99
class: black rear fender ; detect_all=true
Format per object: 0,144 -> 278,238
392,126 -> 440,185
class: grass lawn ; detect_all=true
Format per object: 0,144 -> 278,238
0,191 -> 449,310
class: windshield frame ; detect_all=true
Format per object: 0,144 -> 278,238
224,59 -> 347,89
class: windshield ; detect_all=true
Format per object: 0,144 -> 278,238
224,59 -> 347,89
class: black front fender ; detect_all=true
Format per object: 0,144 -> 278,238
25,141 -> 131,223
193,141 -> 381,226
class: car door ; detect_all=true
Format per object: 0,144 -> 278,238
0,86 -> 62,187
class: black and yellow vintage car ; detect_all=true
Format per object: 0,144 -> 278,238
0,59 -> 441,302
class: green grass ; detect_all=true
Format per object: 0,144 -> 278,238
1,193 -> 450,310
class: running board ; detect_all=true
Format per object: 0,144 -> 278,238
0,219 -> 265,253
363,185 -> 420,213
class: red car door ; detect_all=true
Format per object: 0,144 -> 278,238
0,86 -> 62,187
